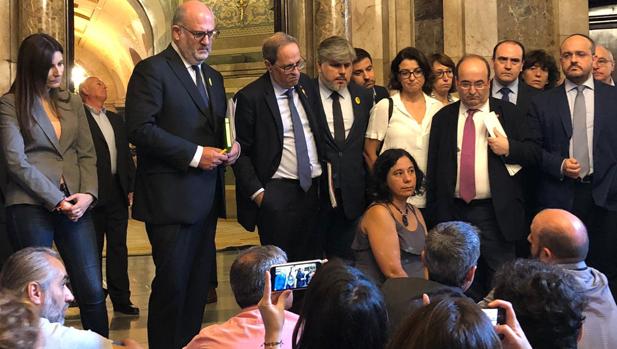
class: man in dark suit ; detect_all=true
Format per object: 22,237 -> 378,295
490,40 -> 540,114
79,76 -> 138,316
309,36 -> 372,259
125,2 -> 239,348
352,48 -> 389,105
382,221 -> 479,332
528,34 -> 617,298
426,54 -> 538,299
233,32 -> 322,262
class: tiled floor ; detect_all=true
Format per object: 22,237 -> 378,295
66,249 -> 245,348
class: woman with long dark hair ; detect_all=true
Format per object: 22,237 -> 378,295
0,33 -> 107,335
352,148 -> 427,286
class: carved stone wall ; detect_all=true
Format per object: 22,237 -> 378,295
497,0 -> 556,55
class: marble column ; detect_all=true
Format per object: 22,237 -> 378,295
0,0 -> 18,94
18,0 -> 68,47
312,0 -> 350,74
444,0 -> 498,63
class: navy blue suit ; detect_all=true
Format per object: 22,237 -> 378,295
528,80 -> 617,296
125,45 -> 227,349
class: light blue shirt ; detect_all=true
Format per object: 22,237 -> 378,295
491,78 -> 519,104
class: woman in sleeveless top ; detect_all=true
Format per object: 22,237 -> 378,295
352,148 -> 427,286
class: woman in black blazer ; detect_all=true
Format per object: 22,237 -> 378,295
0,33 -> 108,336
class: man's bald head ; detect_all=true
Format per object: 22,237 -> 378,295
529,209 -> 589,264
78,76 -> 107,108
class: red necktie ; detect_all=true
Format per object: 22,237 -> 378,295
460,109 -> 477,203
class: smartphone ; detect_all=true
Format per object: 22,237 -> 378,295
270,259 -> 325,292
482,308 -> 506,326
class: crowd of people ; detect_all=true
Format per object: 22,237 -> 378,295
1,0 -> 617,348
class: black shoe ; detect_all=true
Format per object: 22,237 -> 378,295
113,302 -> 140,316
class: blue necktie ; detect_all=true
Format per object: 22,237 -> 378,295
285,88 -> 312,192
192,65 -> 210,107
499,87 -> 511,103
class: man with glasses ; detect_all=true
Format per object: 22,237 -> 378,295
593,44 -> 615,86
528,34 -> 617,299
351,48 -> 389,104
233,32 -> 322,262
125,1 -> 240,348
427,54 -> 538,300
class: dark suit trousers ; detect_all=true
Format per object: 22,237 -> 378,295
145,205 -> 218,349
257,178 -> 320,262
452,199 -> 516,301
318,190 -> 358,260
92,175 -> 131,306
572,181 -> 617,299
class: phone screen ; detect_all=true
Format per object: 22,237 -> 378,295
482,308 -> 505,325
270,260 -> 322,292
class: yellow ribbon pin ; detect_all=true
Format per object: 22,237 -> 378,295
355,96 -> 361,105
208,77 -> 212,86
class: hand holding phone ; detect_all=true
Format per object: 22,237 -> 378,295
269,259 -> 325,292
488,299 -> 532,349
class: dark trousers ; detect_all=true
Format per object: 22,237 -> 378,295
257,178 -> 320,262
6,205 -> 109,337
318,191 -> 358,260
92,176 -> 131,306
571,181 -> 617,299
146,207 -> 218,349
452,199 -> 516,301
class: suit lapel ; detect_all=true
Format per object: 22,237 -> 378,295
593,82 -> 604,157
31,98 -> 61,154
297,84 -> 320,142
313,80 -> 336,147
557,85 -> 573,140
200,63 -> 217,129
164,46 -> 209,117
263,75 -> 284,142
84,108 -> 106,146
348,85 -> 364,147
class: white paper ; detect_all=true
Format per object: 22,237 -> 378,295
479,111 -> 521,176
327,162 -> 338,208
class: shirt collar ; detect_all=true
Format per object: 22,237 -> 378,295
171,42 -> 201,69
565,73 -> 595,92
270,76 -> 291,96
84,104 -> 106,115
557,260 -> 588,271
493,78 -> 519,93
460,99 -> 490,116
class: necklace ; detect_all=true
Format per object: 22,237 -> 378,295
390,202 -> 409,227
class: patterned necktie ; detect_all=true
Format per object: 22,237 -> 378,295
460,109 -> 478,203
285,88 -> 312,192
572,85 -> 589,178
330,91 -> 345,149
191,65 -> 210,107
499,87 -> 511,103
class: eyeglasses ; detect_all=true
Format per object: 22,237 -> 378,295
274,59 -> 306,73
433,69 -> 453,78
458,80 -> 487,90
179,24 -> 220,41
560,51 -> 591,61
399,68 -> 424,79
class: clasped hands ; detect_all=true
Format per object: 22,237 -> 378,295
198,141 -> 240,170
56,193 -> 94,222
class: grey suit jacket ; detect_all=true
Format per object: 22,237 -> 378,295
0,92 -> 97,210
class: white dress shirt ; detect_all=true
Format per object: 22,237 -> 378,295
365,91 -> 443,207
455,101 -> 491,200
564,75 -> 595,175
39,317 -> 113,349
318,79 -> 354,139
85,105 -> 117,175
491,78 -> 519,105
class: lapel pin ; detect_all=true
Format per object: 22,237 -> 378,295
208,77 -> 212,86
355,96 -> 360,105
300,86 -> 307,97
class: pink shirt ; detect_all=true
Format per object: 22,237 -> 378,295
184,307 -> 299,349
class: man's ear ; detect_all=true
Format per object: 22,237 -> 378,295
540,247 -> 553,262
27,282 -> 44,306
462,265 -> 477,291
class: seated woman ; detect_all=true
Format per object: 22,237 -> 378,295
352,149 -> 427,286
258,260 -> 388,349
522,49 -> 560,90
429,53 -> 458,104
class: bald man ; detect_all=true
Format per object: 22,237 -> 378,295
79,77 -> 138,316
529,209 -> 617,349
593,45 -> 615,86
125,1 -> 239,348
